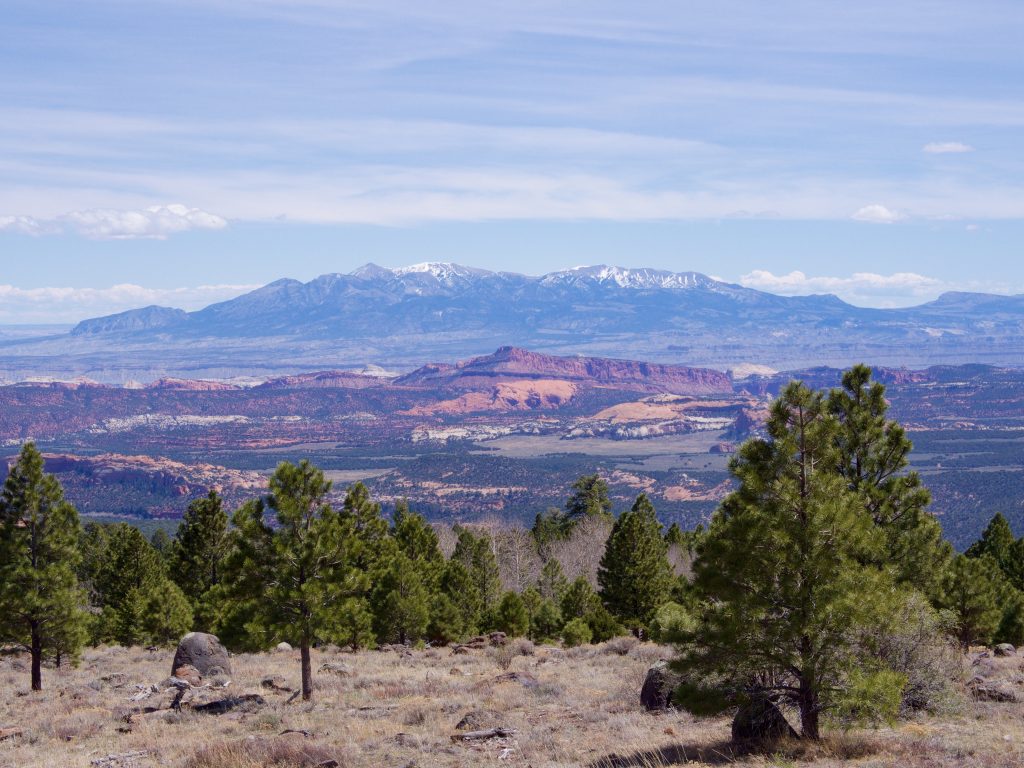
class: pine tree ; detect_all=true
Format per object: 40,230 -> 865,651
494,591 -> 529,637
92,523 -> 194,647
597,493 -> 672,633
372,553 -> 431,645
565,474 -> 613,527
675,382 -> 904,740
427,593 -> 465,644
168,490 -> 229,629
392,501 -> 445,590
0,443 -> 88,691
941,554 -> 1002,651
537,558 -> 568,601
966,513 -> 1016,573
560,576 -> 599,621
440,559 -> 483,636
452,526 -> 501,610
222,460 -> 367,700
149,528 -> 172,559
827,365 -> 951,595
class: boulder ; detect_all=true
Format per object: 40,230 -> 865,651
171,632 -> 231,677
261,675 -> 293,693
640,661 -> 683,711
994,643 -> 1017,657
275,642 -> 293,653
455,709 -> 500,730
731,696 -> 798,742
319,662 -> 352,677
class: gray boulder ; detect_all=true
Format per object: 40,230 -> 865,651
731,696 -> 798,742
994,643 -> 1016,657
640,661 -> 683,711
171,632 -> 231,677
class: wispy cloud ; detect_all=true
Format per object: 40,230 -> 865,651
851,204 -> 905,224
923,141 -> 974,154
0,283 -> 257,324
0,204 -> 227,240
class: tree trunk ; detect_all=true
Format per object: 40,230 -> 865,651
798,679 -> 820,740
300,642 -> 312,701
30,622 -> 42,692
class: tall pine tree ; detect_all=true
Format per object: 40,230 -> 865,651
675,382 -> 903,740
168,490 -> 229,629
0,443 -> 88,691
597,493 -> 672,633
222,460 -> 365,700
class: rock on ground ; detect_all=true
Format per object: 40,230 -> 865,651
171,632 -> 232,677
731,696 -> 798,742
640,661 -> 682,711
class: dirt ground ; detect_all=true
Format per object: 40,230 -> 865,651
0,640 -> 1021,768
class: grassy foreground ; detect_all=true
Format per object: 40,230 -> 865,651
0,641 -> 1021,768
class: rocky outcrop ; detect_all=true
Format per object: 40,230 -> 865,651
171,632 -> 231,677
398,347 -> 733,396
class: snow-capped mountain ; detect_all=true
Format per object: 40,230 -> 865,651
53,262 -> 1024,375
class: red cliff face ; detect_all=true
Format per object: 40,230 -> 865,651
257,371 -> 387,389
398,347 -> 734,396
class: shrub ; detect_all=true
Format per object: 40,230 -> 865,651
584,603 -> 625,643
602,635 -> 638,656
185,737 -> 339,768
562,618 -> 592,647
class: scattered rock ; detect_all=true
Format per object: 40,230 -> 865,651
193,693 -> 266,715
971,682 -> 1019,703
731,696 -> 798,742
0,728 -> 23,743
493,671 -> 538,688
640,661 -> 682,711
89,751 -> 151,767
450,727 -> 517,742
995,643 -> 1017,657
261,675 -> 294,693
171,632 -> 231,677
455,709 -> 500,730
275,642 -> 293,653
319,662 -> 352,676
451,632 -> 508,654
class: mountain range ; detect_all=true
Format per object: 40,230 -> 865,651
2,263 -> 1023,382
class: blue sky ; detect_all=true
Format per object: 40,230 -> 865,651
1,1 -> 1023,321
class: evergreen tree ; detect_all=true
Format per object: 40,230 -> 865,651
827,364 -> 951,595
495,591 -> 529,637
0,443 -> 88,691
77,522 -> 111,605
565,474 -> 613,526
452,526 -> 501,609
995,592 -> 1024,646
561,617 -> 592,647
149,528 -> 172,559
427,593 -> 465,645
342,481 -> 394,571
168,490 -> 228,629
531,598 -> 563,641
531,507 -> 567,556
537,558 -> 568,601
675,382 -> 904,740
222,460 -> 366,700
93,524 -> 172,645
560,576 -> 599,621
440,559 -> 483,636
372,553 -> 431,645
941,554 -> 1002,650
597,493 -> 673,633
141,580 -> 193,646
392,501 -> 445,589
966,513 -> 1016,573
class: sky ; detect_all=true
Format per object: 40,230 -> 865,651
2,1 -> 1024,322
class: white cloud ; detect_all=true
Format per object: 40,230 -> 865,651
0,204 -> 227,240
740,270 -> 945,307
923,141 -> 974,154
851,204 -> 906,224
0,283 -> 257,324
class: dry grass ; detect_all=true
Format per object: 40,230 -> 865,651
0,643 -> 1020,768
